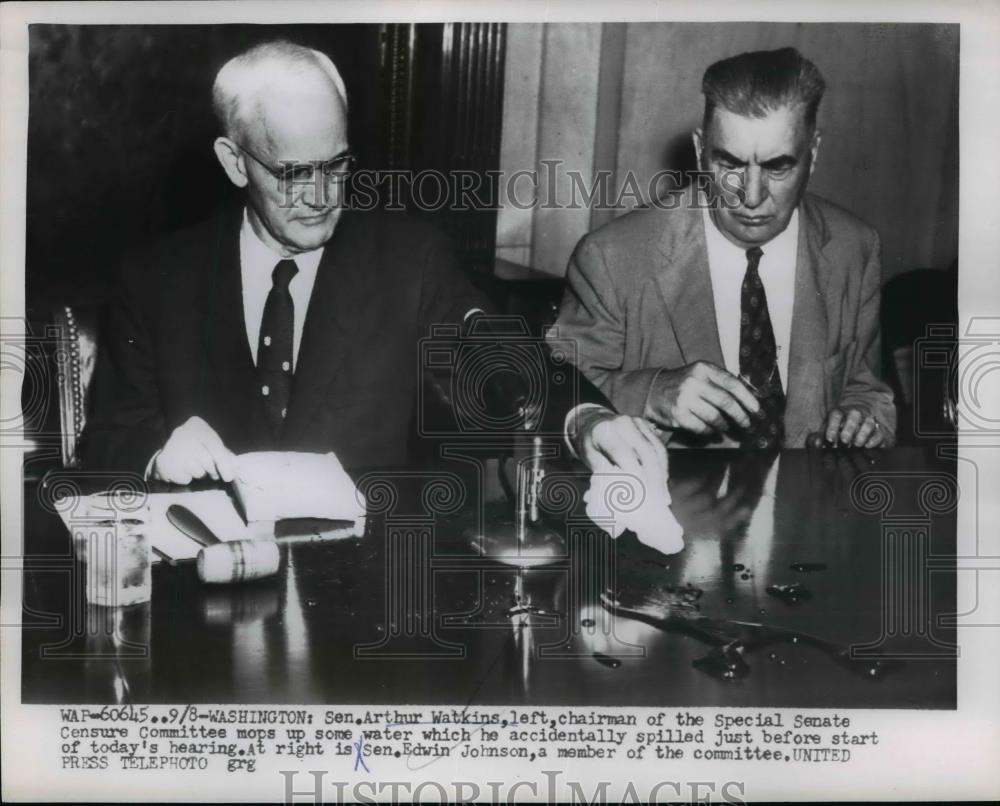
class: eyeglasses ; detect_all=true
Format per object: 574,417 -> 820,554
235,140 -> 357,186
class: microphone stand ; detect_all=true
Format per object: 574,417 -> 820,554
466,406 -> 566,567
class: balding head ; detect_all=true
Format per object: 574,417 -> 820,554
212,40 -> 348,144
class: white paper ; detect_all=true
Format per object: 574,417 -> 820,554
232,451 -> 366,526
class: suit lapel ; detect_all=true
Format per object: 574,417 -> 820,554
783,195 -> 832,445
285,211 -> 375,433
653,188 -> 725,367
201,208 -> 273,442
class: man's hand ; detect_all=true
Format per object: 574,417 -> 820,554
807,406 -> 890,449
573,408 -> 668,476
645,361 -> 760,435
151,416 -> 238,484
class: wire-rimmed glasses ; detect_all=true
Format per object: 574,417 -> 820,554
235,140 -> 357,188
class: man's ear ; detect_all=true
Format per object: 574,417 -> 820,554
691,129 -> 704,167
808,128 -> 822,176
213,137 -> 249,188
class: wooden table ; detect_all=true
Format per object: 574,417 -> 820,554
21,447 -> 957,708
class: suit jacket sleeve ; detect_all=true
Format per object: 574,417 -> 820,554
81,255 -> 168,473
548,235 -> 660,417
836,228 -> 897,443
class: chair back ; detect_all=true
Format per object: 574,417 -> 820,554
52,305 -> 102,467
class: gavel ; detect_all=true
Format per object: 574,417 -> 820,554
166,505 -> 280,584
197,539 -> 280,584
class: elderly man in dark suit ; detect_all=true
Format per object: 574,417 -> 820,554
84,40 -> 665,483
550,48 -> 896,450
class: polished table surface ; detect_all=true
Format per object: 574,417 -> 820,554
21,447 -> 956,708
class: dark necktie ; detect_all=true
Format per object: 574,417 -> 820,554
258,259 -> 298,436
739,246 -> 785,449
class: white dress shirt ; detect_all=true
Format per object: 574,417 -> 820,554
240,209 -> 324,370
702,206 -> 799,390
145,211 -> 325,478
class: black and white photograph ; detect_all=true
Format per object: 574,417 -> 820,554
1,1 -> 997,803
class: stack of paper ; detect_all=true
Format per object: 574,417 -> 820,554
232,451 -> 366,533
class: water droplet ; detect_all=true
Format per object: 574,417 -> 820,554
766,583 -> 813,605
790,561 -> 827,572
580,618 -> 596,628
592,652 -> 621,669
732,563 -> 746,571
693,646 -> 749,681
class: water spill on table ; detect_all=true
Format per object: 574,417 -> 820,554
599,585 -> 903,684
791,561 -> 828,572
592,652 -> 622,669
766,583 -> 813,605
693,643 -> 749,681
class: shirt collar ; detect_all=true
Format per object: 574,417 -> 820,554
240,208 -> 324,279
701,201 -> 800,266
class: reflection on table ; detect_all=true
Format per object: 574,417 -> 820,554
21,447 -> 957,708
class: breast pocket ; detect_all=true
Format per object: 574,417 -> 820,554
823,340 -> 856,410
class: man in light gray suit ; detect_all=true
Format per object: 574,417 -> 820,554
550,48 -> 895,449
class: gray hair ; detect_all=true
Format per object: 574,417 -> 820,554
212,40 -> 348,141
701,47 -> 825,132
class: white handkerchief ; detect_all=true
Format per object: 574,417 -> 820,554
584,469 -> 684,555
232,451 -> 366,529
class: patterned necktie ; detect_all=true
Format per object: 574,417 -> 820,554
258,259 -> 298,436
739,246 -> 785,449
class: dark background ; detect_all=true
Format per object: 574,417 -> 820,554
26,23 -> 507,314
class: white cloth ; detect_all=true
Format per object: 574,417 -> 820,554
583,467 -> 684,556
240,209 -> 324,370
702,206 -> 798,389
